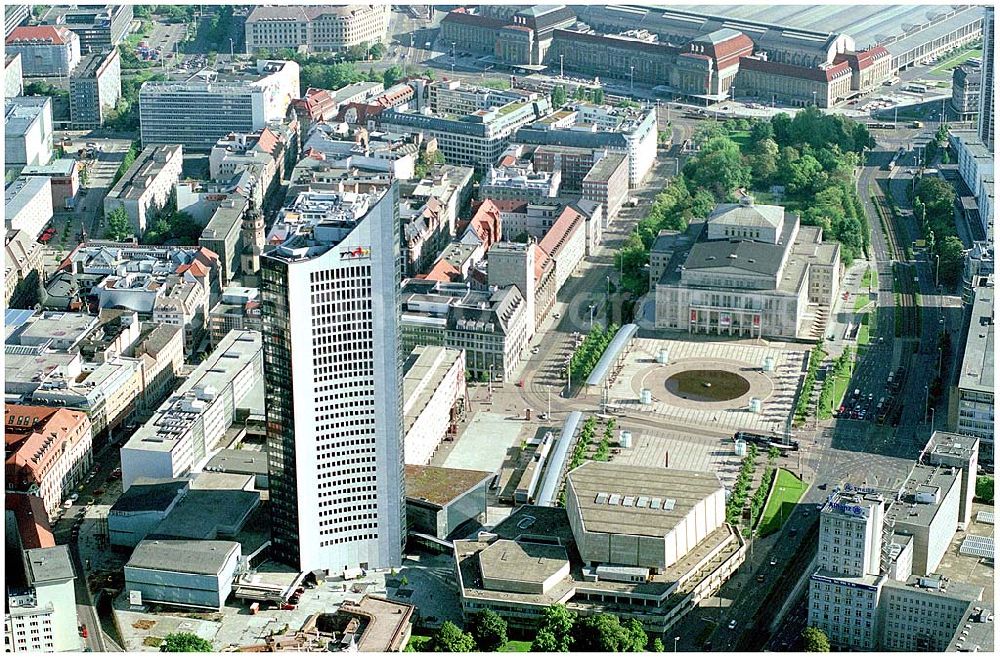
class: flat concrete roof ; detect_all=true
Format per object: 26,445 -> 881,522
404,464 -> 492,508
127,539 -> 239,576
148,489 -> 259,541
885,463 -> 960,529
567,461 -> 723,538
959,281 -> 993,394
111,479 -> 188,514
402,344 -> 463,436
24,546 -> 74,585
479,539 -> 569,587
204,448 -> 269,477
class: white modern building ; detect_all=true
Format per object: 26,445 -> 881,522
140,60 -> 299,150
120,330 -> 264,491
261,185 -> 404,574
5,96 -> 53,167
245,5 -> 389,54
103,144 -> 183,235
955,277 -> 994,460
4,176 -> 53,239
5,547 -> 79,653
124,539 -> 242,611
5,52 -> 23,98
516,103 -> 657,188
807,455 -> 983,652
5,25 -> 80,77
403,345 -> 466,466
950,129 -> 994,235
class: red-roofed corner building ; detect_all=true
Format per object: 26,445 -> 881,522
5,493 -> 55,550
737,56 -> 853,108
834,46 -> 892,96
5,406 -> 93,518
539,205 -> 587,293
6,26 -> 81,76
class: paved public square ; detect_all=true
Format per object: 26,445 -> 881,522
606,337 -> 808,433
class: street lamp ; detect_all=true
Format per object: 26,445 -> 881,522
812,89 -> 818,107
935,254 -> 940,288
451,41 -> 456,74
229,37 -> 234,60
674,637 -> 680,652
630,64 -> 635,93
560,53 -> 564,79
588,303 -> 596,328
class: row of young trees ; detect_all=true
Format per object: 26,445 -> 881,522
912,176 -> 965,286
818,347 -> 854,419
794,346 -> 826,425
725,442 -> 759,524
568,324 -> 619,383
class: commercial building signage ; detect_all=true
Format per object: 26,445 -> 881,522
844,483 -> 880,496
340,246 -> 371,259
720,312 -> 731,327
829,501 -> 868,518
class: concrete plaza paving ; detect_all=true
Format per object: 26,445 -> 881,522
440,411 -> 529,472
613,427 -> 743,489
607,337 -> 808,434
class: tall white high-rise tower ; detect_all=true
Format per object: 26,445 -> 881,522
260,184 -> 404,573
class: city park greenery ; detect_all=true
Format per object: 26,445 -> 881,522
615,108 -> 875,298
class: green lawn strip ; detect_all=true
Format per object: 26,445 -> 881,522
500,640 -> 533,652
931,47 -> 982,75
758,469 -> 808,537
728,130 -> 751,148
861,267 -> 875,289
853,294 -> 870,313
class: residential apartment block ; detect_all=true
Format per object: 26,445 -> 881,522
4,547 -> 79,653
103,144 -> 183,235
4,229 -> 44,308
403,345 -> 467,466
5,96 -> 53,167
21,159 -> 79,212
69,49 -> 121,129
4,176 -> 53,239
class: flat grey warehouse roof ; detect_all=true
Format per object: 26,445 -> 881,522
127,539 -> 240,576
567,461 -> 723,537
25,546 -> 75,585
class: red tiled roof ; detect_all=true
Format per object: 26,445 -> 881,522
5,493 -> 54,550
739,56 -> 851,83
421,259 -> 462,283
7,26 -> 72,46
532,244 -> 552,283
539,206 -> 584,257
5,406 -> 89,492
255,128 -> 279,156
442,11 -> 508,30
468,199 -> 502,249
483,199 -> 529,214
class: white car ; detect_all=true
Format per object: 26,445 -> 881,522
770,557 -> 778,566
63,500 -> 74,509
531,347 -> 540,355
70,493 -> 80,502
728,619 -> 737,630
